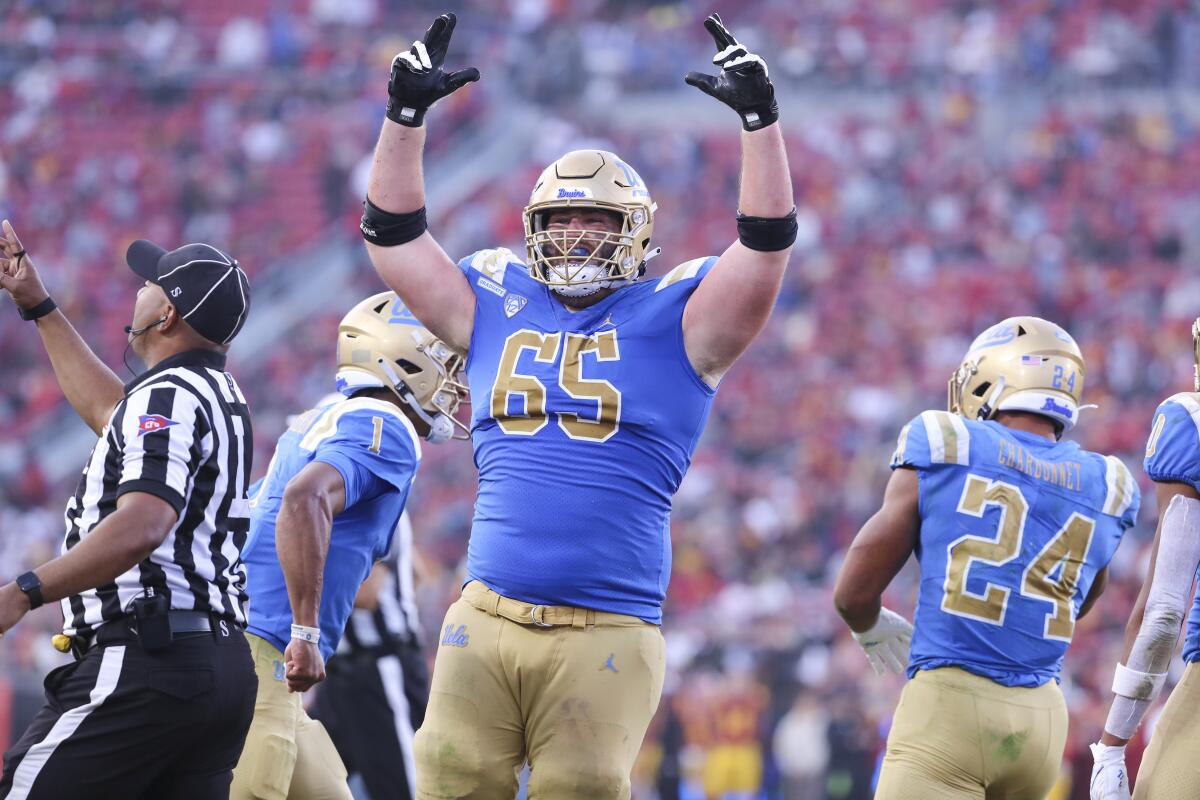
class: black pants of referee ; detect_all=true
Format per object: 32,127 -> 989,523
310,641 -> 428,800
0,621 -> 256,800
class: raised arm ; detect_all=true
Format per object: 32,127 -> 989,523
0,220 -> 124,434
681,15 -> 796,384
362,14 -> 478,354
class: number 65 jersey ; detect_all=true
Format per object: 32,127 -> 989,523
893,411 -> 1139,687
457,249 -> 719,623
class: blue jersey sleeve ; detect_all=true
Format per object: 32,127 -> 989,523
310,407 -> 421,510
1145,395 -> 1200,491
890,410 -> 972,470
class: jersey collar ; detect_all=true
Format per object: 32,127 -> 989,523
124,349 -> 228,393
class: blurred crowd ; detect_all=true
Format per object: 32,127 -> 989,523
3,1 -> 1200,798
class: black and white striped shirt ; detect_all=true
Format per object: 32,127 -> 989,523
61,349 -> 253,636
339,512 -> 421,653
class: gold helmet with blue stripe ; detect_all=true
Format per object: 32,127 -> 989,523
948,316 -> 1085,435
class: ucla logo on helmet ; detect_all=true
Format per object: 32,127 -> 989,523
388,297 -> 420,326
971,322 -> 1017,350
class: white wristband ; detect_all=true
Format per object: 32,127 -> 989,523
291,624 -> 320,645
1112,662 -> 1167,701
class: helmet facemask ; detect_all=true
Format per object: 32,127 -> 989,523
522,150 -> 657,298
1191,317 -> 1200,391
336,292 -> 471,443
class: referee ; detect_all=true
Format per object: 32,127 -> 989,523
0,220 -> 257,799
311,511 -> 429,800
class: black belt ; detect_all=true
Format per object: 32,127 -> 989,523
84,610 -> 216,653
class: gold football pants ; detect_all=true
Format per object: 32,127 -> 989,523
875,667 -> 1067,800
229,634 -> 352,800
1133,661 -> 1200,799
414,581 -> 666,799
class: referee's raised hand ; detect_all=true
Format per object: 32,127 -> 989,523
0,220 -> 51,312
284,637 -> 326,693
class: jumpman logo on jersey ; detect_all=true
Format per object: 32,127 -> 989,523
601,653 -> 619,673
595,314 -> 617,332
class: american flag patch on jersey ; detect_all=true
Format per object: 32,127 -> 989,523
137,414 -> 179,436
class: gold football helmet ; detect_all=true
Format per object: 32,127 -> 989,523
336,292 -> 468,443
948,316 -> 1085,435
523,149 -> 657,297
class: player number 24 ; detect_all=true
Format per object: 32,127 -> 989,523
943,474 -> 1096,641
491,329 -> 621,442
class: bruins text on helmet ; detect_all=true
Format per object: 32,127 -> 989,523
522,149 -> 659,298
336,291 -> 468,443
948,315 -> 1085,436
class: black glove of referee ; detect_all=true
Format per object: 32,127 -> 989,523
685,13 -> 778,132
387,13 -> 480,127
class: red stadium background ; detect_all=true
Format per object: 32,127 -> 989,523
2,1 -> 1198,797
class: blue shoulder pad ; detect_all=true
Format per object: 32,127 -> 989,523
1145,394 -> 1200,490
457,248 -> 527,298
891,410 -> 972,470
653,257 -> 718,294
302,399 -> 421,494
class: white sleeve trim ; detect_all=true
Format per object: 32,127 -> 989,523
919,411 -> 969,465
655,257 -> 708,292
300,397 -> 422,461
469,247 -> 523,285
1102,456 -> 1136,517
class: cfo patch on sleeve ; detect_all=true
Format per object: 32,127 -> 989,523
138,414 -> 179,436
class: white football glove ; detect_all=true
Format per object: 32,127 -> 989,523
1089,743 -> 1131,800
851,607 -> 913,675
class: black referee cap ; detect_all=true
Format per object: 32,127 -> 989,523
126,240 -> 251,345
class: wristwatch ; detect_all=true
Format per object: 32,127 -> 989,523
16,571 -> 44,610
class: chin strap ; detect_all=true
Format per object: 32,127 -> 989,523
977,375 -> 1006,420
376,358 -> 454,443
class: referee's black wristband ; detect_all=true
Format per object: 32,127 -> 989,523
17,296 -> 56,321
736,208 -> 799,252
360,198 -> 427,247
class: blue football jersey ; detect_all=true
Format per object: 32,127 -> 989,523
458,248 -> 719,622
893,410 -> 1139,687
1143,393 -> 1200,663
244,395 -> 421,661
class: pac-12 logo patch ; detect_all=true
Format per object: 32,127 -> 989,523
504,294 -> 527,319
137,414 -> 179,436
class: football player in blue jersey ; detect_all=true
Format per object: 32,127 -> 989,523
1090,320 -> 1200,800
834,316 -> 1140,799
358,10 -> 796,799
229,292 -> 466,800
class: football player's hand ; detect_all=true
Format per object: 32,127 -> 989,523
1089,742 -> 1131,800
851,607 -> 913,675
387,13 -> 480,128
684,13 -> 778,131
283,638 -> 326,693
0,220 -> 50,312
